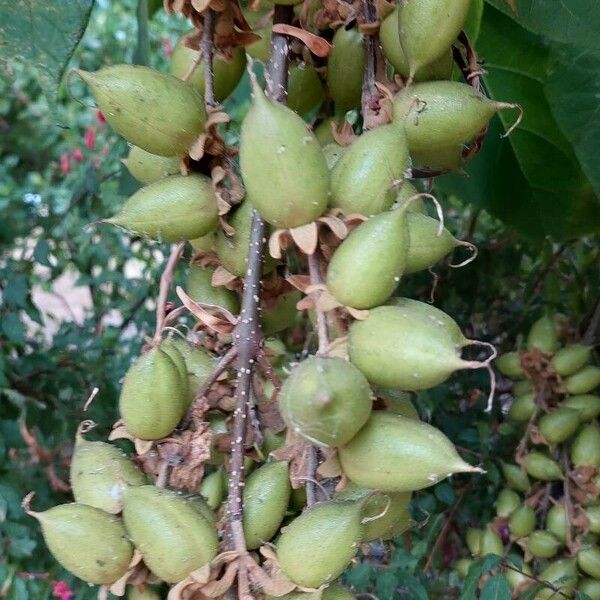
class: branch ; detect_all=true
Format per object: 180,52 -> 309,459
360,0 -> 378,129
561,449 -> 574,550
582,297 -> 600,346
307,252 -> 330,356
201,9 -> 216,108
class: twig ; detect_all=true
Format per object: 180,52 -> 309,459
152,242 -> 185,344
531,242 -> 570,295
307,252 -> 330,356
502,561 -> 572,599
360,0 -> 378,128
561,449 -> 574,550
256,349 -> 282,388
582,296 -> 600,346
201,9 -> 216,108
306,446 -> 318,506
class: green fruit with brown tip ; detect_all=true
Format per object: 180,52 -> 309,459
326,207 -> 410,309
397,0 -> 471,80
376,388 -> 419,419
106,174 -> 218,242
327,26 -> 364,114
338,412 -> 479,492
496,352 -> 524,378
513,379 -> 534,396
509,393 -> 536,422
536,559 -> 578,599
579,578 -> 600,600
323,143 -> 346,169
288,63 -> 324,116
170,339 -> 215,404
565,366 -> 600,395
524,451 -> 563,481
122,486 -> 218,583
75,65 -> 206,156
586,505 -> 600,533
570,424 -> 600,468
539,407 -> 580,444
330,125 -> 410,216
262,291 -> 302,335
348,305 -> 487,390
70,435 -> 145,514
527,314 -> 560,353
479,526 -> 503,556
394,181 -> 427,213
501,462 -> 531,492
380,8 -> 453,82
31,503 -> 133,584
200,470 -> 226,510
546,503 -> 567,542
563,394 -> 600,422
455,558 -> 473,578
279,356 -> 372,447
170,37 -> 245,102
466,528 -> 482,556
186,264 -> 240,315
578,546 -> 600,578
551,344 -> 592,376
127,586 -> 161,600
243,461 -> 291,549
508,504 -> 535,537
496,488 -> 520,517
122,146 -> 180,184
119,347 -> 187,440
276,500 -> 363,588
240,79 -> 329,229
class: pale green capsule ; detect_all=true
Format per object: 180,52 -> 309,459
551,344 -> 592,376
122,146 -> 180,184
327,26 -> 364,114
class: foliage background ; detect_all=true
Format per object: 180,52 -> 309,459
0,0 -> 599,598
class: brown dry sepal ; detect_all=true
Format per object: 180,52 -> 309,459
311,0 -> 358,30
101,551 -> 160,598
272,431 -> 321,490
520,347 -> 564,400
271,24 -> 332,57
177,286 -> 238,335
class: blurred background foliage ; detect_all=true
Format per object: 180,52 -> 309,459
0,0 -> 599,598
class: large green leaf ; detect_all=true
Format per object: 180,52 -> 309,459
485,0 -> 600,49
0,0 -> 94,102
438,6 -> 600,239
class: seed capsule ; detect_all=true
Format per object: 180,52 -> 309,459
538,407 -> 580,444
513,379 -> 534,396
563,394 -> 600,422
75,65 -> 206,156
570,424 -> 600,468
508,504 -> 535,538
186,264 -> 240,315
327,26 -> 364,114
189,232 -> 215,253
454,558 -> 473,578
105,174 -> 219,242
122,146 -> 180,184
527,530 -> 561,558
199,469 -> 226,510
579,578 -> 600,600
505,561 -> 532,591
239,79 -> 329,229
551,344 -> 592,376
524,451 -> 563,481
169,339 -> 215,404
376,387 -> 419,419
338,412 -> 480,492
158,339 -> 189,393
466,528 -> 482,556
394,181 -> 427,213
578,546 -> 600,579
500,462 -> 530,492
288,63 -> 324,117
508,393 -> 535,422
527,314 -> 560,353
496,351 -> 524,378
496,488 -> 520,517
127,587 -> 161,600
586,505 -> 600,534
546,503 -> 567,542
262,290 -> 302,335
535,559 -> 578,599
565,366 -> 600,395
323,143 -> 346,169
479,526 -> 503,556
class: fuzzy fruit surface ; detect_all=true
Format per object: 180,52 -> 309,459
326,208 -> 409,309
524,451 -> 563,481
563,394 -> 600,421
327,26 -> 364,114
565,365 -> 600,395
122,146 -> 180,184
239,81 -> 329,229
527,313 -> 560,353
348,305 -> 471,390
330,125 -> 410,216
170,39 -> 245,102
536,559 -> 578,599
106,174 -> 218,242
76,65 -> 206,156
570,424 -> 600,467
243,461 -> 291,549
70,437 -> 145,514
496,351 -> 524,378
398,0 -> 471,78
380,8 -> 452,82
119,347 -> 187,440
288,63 -> 324,117
501,461 -> 531,492
170,339 -> 214,403
338,412 -> 477,492
186,264 -> 240,315
508,392 -> 535,422
527,530 -> 562,558
538,407 -> 580,444
33,503 -> 133,584
122,486 -> 218,583
551,344 -> 592,376
279,356 -> 372,447
276,500 -> 362,588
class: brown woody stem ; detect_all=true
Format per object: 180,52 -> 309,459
308,251 -> 330,356
360,0 -> 378,128
201,9 -> 216,107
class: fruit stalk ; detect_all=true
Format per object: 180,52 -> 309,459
308,252 -> 330,356
560,448 -> 574,550
360,0 -> 379,128
582,296 -> 600,345
201,9 -> 216,107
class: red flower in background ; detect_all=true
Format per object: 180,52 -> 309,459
51,580 -> 74,600
96,110 -> 106,125
161,37 -> 173,59
85,127 -> 96,150
59,153 -> 70,175
71,148 -> 84,162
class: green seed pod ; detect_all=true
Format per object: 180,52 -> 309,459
75,65 -> 206,156
546,503 -> 567,542
501,462 -> 531,492
496,352 -> 524,378
330,125 -> 410,216
326,207 -> 410,309
288,63 -> 324,116
122,486 -> 218,583
394,181 -> 427,213
186,264 -> 240,315
279,357 -> 372,447
508,393 -> 536,422
376,387 -> 419,419
314,117 -> 342,146
327,26 -> 364,114
30,503 -> 133,584
246,19 -> 271,62
570,424 -> 600,468
170,339 -> 215,403
70,434 -> 145,514
527,314 -> 560,353
393,81 -> 517,170
496,488 -> 520,517
563,394 -> 600,422
536,559 -> 578,599
262,430 -> 285,456
513,379 -> 534,396
397,0 -> 471,80
348,305 -> 489,390
262,291 -> 302,335
122,146 -> 180,184
524,452 -> 563,481
508,504 -> 535,538
322,585 -> 356,600
466,528 -> 482,556
189,232 -> 215,253
158,339 -> 189,391
243,461 -> 291,549
276,500 -> 363,588
505,561 -> 532,591
551,344 -> 592,377
204,410 -> 229,465
338,412 -> 479,492
380,8 -> 453,82
479,526 -> 503,556
240,79 -> 329,229
454,558 -> 473,578
119,348 -> 187,440
323,143 -> 346,169
565,366 -> 600,395
578,546 -> 600,579
579,578 -> 600,600
586,505 -> 600,534
127,586 -> 161,600
105,174 -> 219,242
539,407 -> 580,444
200,470 -> 226,510
170,38 -> 245,102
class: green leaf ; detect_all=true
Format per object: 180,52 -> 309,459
133,0 -> 150,67
484,0 -> 600,49
459,555 -> 502,600
480,574 -> 511,600
0,0 -> 94,104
